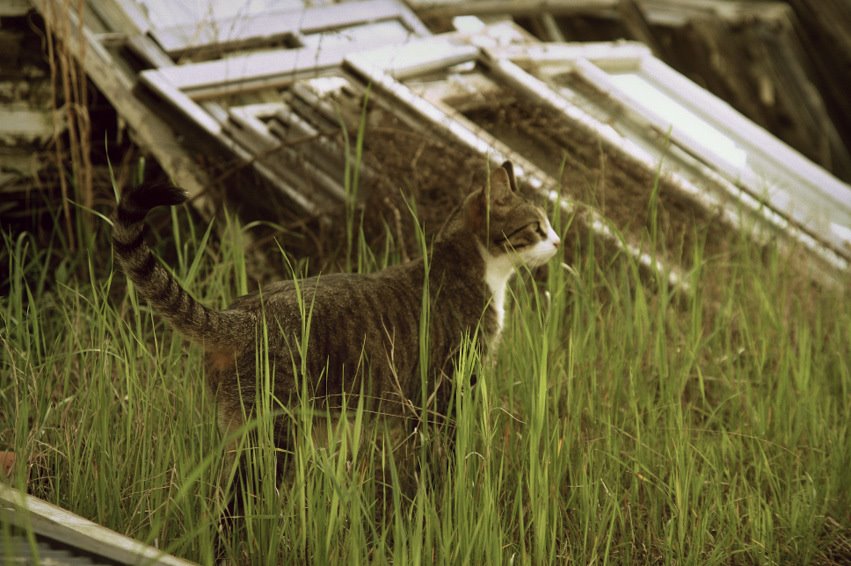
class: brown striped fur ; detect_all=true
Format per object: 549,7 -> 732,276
112,162 -> 560,445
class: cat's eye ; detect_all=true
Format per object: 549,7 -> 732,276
495,222 -> 542,249
495,226 -> 523,244
517,222 -> 542,238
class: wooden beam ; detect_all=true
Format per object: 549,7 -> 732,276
0,483 -> 197,566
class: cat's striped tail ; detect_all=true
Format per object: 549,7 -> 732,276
112,185 -> 255,349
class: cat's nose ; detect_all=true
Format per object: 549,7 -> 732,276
552,235 -> 561,248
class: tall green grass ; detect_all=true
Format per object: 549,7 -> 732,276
1,184 -> 849,564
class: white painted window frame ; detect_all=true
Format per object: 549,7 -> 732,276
344,35 -> 691,290
137,18 -> 848,280
134,0 -> 428,56
133,1 -> 432,214
483,40 -> 850,271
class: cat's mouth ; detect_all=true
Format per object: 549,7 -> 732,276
532,231 -> 561,264
515,238 -> 560,268
526,246 -> 559,267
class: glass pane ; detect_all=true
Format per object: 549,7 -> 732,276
607,72 -> 748,171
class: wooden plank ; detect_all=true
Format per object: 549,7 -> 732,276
234,105 -> 347,202
218,117 -> 325,214
0,151 -> 47,178
223,101 -> 345,210
269,108 -> 348,181
129,0 -> 197,28
144,43 -> 372,99
87,0 -> 152,35
140,70 -> 224,135
344,37 -> 479,80
637,2 -> 851,184
487,55 -> 786,244
0,483 -> 197,566
347,48 -> 551,192
407,72 -> 504,113
0,107 -> 57,145
396,1 -> 433,36
356,28 -> 848,284
227,103 -> 287,121
486,41 -> 650,68
299,20 -> 414,51
411,0 -> 785,22
151,0 -> 426,55
5,531 -> 114,563
268,86 -> 384,198
409,0 -> 618,18
126,34 -> 174,68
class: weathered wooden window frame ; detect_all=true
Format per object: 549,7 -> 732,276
144,0 -> 429,57
481,40 -> 850,271
343,34 -> 690,289
136,1 -> 432,214
138,18 -> 848,281
140,52 -> 354,214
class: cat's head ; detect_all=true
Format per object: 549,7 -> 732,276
464,161 -> 561,268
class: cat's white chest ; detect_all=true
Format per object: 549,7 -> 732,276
482,251 -> 515,333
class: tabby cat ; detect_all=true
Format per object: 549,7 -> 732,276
112,161 -> 560,443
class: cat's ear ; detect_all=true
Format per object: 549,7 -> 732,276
501,161 -> 519,193
464,163 -> 514,230
489,164 -> 513,203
